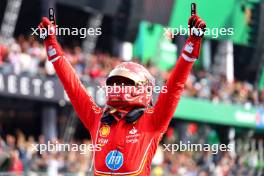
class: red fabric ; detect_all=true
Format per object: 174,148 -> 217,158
182,15 -> 205,59
9,158 -> 23,172
39,17 -> 63,61
0,45 -> 7,65
166,127 -> 174,138
48,43 -> 198,176
42,18 -> 201,175
187,123 -> 198,135
182,36 -> 202,59
89,68 -> 101,78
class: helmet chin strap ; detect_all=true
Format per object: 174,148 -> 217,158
101,106 -> 145,125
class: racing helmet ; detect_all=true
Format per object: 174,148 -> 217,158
106,62 -> 155,108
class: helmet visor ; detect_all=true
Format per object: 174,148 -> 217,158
106,76 -> 136,86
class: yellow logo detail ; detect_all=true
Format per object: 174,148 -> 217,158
99,125 -> 110,137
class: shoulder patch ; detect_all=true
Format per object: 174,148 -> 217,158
92,106 -> 102,113
145,108 -> 154,113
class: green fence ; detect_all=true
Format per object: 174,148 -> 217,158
175,97 -> 264,129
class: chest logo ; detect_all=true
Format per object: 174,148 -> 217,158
129,126 -> 137,135
99,125 -> 110,137
105,150 -> 124,171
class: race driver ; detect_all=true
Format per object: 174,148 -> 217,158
39,9 -> 206,176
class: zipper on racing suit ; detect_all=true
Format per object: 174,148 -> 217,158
111,147 -> 120,175
111,120 -> 125,175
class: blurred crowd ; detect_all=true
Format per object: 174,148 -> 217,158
1,36 -> 263,107
0,131 -> 93,176
0,36 -> 120,78
152,136 -> 263,176
0,129 -> 263,176
152,149 -> 263,176
151,124 -> 264,176
0,34 -> 263,174
184,71 -> 263,106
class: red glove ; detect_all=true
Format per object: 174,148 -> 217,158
38,17 -> 63,62
188,15 -> 206,37
182,15 -> 206,61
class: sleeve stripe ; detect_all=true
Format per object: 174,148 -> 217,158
50,56 -> 61,63
181,53 -> 197,62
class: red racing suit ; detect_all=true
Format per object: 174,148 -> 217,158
38,11 -> 203,174
48,35 -> 201,176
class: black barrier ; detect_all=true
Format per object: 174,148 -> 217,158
0,73 -> 105,105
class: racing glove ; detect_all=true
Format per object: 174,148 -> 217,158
182,15 -> 206,61
38,17 -> 63,62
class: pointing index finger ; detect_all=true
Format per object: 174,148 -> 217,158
49,8 -> 56,25
191,3 -> 196,16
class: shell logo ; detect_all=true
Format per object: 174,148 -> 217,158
99,125 -> 111,137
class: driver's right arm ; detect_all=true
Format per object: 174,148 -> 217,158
39,17 -> 102,131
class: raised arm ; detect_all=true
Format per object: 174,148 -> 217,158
153,14 -> 206,133
39,17 -> 102,131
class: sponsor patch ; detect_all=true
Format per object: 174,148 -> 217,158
48,46 -> 57,57
99,125 -> 110,137
105,150 -> 124,170
98,138 -> 109,146
184,42 -> 194,54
